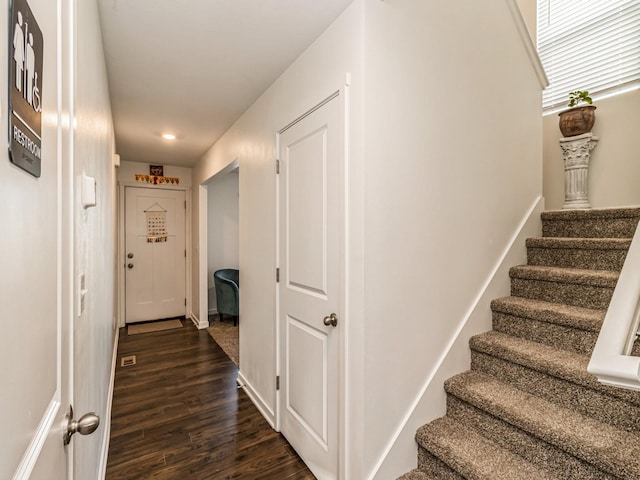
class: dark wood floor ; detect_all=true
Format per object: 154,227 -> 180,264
106,319 -> 315,480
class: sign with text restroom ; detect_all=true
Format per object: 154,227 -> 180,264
8,0 -> 43,177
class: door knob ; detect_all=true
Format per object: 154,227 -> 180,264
323,313 -> 338,327
127,263 -> 134,269
63,405 -> 100,445
127,253 -> 134,259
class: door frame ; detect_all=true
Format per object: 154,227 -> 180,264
275,88 -> 348,478
196,158 -> 240,330
117,182 -> 192,328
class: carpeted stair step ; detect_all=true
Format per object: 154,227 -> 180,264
491,296 -> 604,355
396,469 -> 435,480
509,265 -> 618,309
469,331 -> 640,432
444,371 -> 640,479
526,237 -> 631,271
415,417 -> 557,480
541,208 -> 640,239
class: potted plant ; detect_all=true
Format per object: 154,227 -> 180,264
558,90 -> 596,137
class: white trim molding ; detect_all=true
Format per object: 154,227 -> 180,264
506,0 -> 549,89
238,372 -> 276,429
98,329 -> 120,479
190,312 -> 209,330
12,399 -> 61,480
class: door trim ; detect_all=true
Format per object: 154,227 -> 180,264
117,183 -> 191,328
196,158 -> 240,330
275,87 -> 348,478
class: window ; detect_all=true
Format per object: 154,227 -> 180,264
537,0 -> 640,110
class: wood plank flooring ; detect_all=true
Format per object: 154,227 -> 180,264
106,319 -> 315,480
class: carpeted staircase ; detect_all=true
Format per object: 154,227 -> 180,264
399,208 -> 640,480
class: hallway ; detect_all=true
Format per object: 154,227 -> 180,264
106,319 -> 314,479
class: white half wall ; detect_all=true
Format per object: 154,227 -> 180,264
362,1 -> 543,477
372,197 -> 544,479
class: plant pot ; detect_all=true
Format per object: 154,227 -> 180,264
558,105 -> 596,137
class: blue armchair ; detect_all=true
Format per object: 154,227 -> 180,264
213,269 -> 239,326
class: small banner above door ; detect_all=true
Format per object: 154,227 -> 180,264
135,174 -> 180,185
145,203 -> 167,243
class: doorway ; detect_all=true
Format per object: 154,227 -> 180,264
124,186 -> 187,323
277,92 -> 344,479
206,167 -> 239,320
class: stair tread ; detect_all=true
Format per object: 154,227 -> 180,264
445,370 -> 640,478
397,469 -> 434,480
510,265 -> 619,287
542,208 -> 640,221
491,296 -> 604,332
527,237 -> 632,249
470,331 -> 640,406
416,417 -> 558,480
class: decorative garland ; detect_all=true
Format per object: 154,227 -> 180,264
135,174 -> 180,185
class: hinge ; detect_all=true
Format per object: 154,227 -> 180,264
276,159 -> 280,174
184,298 -> 186,306
184,249 -> 187,258
184,200 -> 187,209
276,268 -> 280,283
276,375 -> 280,390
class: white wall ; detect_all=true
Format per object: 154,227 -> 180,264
207,170 -> 239,312
362,1 -> 543,477
543,89 -> 640,210
72,0 -> 118,477
1,0 -> 116,477
191,1 -> 543,479
516,0 -> 537,40
192,1 -> 364,476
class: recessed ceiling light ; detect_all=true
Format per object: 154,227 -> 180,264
162,133 -> 176,140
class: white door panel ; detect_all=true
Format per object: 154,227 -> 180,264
279,94 -> 342,479
125,187 -> 186,323
1,0 -> 71,477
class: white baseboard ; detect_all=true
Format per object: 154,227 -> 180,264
237,371 -> 276,429
190,311 -> 209,329
369,196 -> 545,480
98,328 -> 119,480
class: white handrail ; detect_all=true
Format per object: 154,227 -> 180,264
588,220 -> 640,391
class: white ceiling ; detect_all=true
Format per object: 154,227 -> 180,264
97,0 -> 354,168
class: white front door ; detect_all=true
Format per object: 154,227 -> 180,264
125,187 -> 186,323
1,0 -> 72,477
278,94 -> 343,479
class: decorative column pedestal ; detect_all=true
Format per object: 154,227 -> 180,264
559,132 -> 598,210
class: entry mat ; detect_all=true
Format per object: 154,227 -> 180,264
127,319 -> 183,335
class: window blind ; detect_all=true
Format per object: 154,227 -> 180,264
537,0 -> 640,110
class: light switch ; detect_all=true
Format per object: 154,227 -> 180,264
82,174 -> 96,208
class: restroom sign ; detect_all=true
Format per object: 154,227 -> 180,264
8,0 -> 43,177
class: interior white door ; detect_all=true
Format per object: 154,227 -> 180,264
1,0 -> 72,477
125,187 -> 186,323
278,94 -> 342,479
